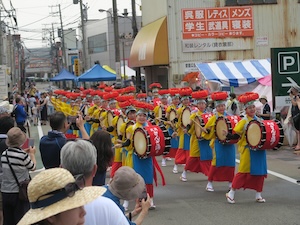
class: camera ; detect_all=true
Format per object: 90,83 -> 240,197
67,116 -> 79,130
139,188 -> 147,202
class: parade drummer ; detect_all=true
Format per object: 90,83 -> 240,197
115,102 -> 165,210
162,89 -> 181,168
173,87 -> 193,181
89,95 -> 103,136
118,103 -> 137,168
117,103 -> 137,212
153,89 -> 169,124
149,82 -> 163,107
225,92 -> 267,204
184,90 -> 212,181
136,93 -> 147,102
202,91 -> 235,192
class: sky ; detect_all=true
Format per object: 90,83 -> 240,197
1,0 -> 142,49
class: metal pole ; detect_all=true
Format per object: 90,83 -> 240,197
131,0 -> 141,90
0,10 -> 2,65
112,0 -> 121,81
80,0 -> 87,73
122,41 -> 126,79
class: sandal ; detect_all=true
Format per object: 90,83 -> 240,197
256,198 -> 266,203
226,193 -> 235,204
172,169 -> 178,174
180,176 -> 187,182
206,186 -> 214,192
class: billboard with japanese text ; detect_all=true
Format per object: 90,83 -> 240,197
182,6 -> 254,39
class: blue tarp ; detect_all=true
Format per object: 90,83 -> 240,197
50,68 -> 77,81
196,59 -> 271,87
77,64 -> 117,82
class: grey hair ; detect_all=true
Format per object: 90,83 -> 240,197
60,140 -> 97,177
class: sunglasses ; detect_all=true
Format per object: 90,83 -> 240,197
31,174 -> 85,209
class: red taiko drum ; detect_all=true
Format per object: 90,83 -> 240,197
246,120 -> 284,150
133,125 -> 166,159
215,115 -> 241,144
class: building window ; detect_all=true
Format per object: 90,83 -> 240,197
225,0 -> 277,5
88,33 -> 107,54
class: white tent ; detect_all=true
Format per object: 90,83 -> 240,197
121,65 -> 145,77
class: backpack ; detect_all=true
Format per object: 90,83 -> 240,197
231,101 -> 237,112
11,105 -> 18,117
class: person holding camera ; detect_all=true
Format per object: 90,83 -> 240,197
289,86 -> 300,153
103,166 -> 151,225
39,112 -> 88,169
1,127 -> 36,225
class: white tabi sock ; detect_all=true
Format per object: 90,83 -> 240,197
173,164 -> 178,171
256,192 -> 262,199
228,189 -> 235,199
181,170 -> 187,178
207,181 -> 213,188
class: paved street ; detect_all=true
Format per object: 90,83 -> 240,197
29,123 -> 300,225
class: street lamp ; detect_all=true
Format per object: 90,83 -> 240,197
98,9 -> 113,22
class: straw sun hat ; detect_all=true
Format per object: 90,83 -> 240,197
17,168 -> 106,225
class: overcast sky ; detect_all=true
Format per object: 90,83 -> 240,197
2,0 -> 141,49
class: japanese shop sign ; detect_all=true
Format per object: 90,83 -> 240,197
182,6 -> 254,39
182,38 -> 251,52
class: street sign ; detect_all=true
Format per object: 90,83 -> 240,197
271,47 -> 300,109
74,59 -> 79,76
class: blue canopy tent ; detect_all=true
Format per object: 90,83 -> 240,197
196,59 -> 271,87
50,68 -> 77,81
77,64 -> 117,82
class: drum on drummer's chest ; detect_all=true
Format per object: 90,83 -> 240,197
181,107 -> 191,128
215,115 -> 241,144
246,119 -> 284,150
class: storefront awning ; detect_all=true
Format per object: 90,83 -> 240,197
196,59 -> 271,87
129,16 -> 169,67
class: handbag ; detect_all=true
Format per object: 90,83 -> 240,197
5,151 -> 31,201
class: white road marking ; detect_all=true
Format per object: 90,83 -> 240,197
235,159 -> 300,185
37,120 -> 43,140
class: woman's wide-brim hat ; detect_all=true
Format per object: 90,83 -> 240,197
17,168 -> 106,225
109,166 -> 145,201
6,127 -> 27,147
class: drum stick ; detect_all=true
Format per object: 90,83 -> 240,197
191,119 -> 207,132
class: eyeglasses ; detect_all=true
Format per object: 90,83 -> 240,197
31,174 -> 85,209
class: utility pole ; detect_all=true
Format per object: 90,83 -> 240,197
58,4 -> 67,69
79,0 -> 87,73
0,9 -> 2,65
131,0 -> 141,91
113,0 -> 121,81
131,0 -> 139,38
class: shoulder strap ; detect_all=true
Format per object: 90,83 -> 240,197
5,150 -> 20,186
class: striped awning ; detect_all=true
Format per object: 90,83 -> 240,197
196,59 -> 271,87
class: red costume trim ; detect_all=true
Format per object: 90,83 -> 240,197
232,172 -> 266,192
152,157 -> 166,186
207,166 -> 235,182
175,149 -> 189,165
110,162 -> 122,178
146,184 -> 154,197
164,148 -> 177,158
